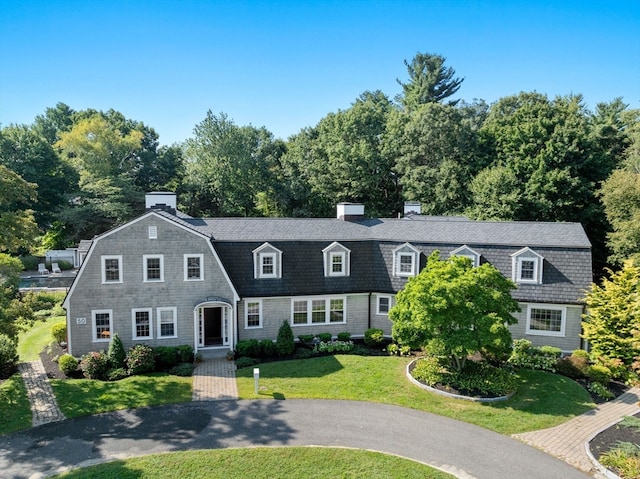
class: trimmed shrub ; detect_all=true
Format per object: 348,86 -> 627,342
51,323 -> 67,345
155,346 -> 179,370
259,339 -> 277,358
169,363 -> 195,376
107,333 -> 127,369
317,332 -> 332,342
19,255 -> 39,271
58,354 -> 79,376
236,339 -> 262,358
555,357 -> 585,379
411,356 -> 447,386
337,332 -> 351,341
235,356 -> 260,369
106,368 -> 129,381
298,334 -> 315,344
0,334 -> 18,378
572,349 -> 590,359
276,321 -> 295,357
587,364 -> 612,385
508,339 -> 559,372
176,345 -> 194,363
314,340 -> 354,354
80,351 -> 109,380
364,328 -> 385,348
126,345 -> 156,375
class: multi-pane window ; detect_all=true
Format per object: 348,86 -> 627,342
520,260 -> 535,280
293,300 -> 308,325
312,300 -> 326,323
399,254 -> 414,275
377,296 -> 390,315
158,307 -> 177,338
92,310 -> 112,342
185,255 -> 202,281
529,308 -> 562,332
331,253 -> 344,275
133,309 -> 152,339
246,301 -> 261,328
329,299 -> 344,322
262,255 -> 274,276
291,297 -> 346,325
144,255 -> 163,282
102,256 -> 122,283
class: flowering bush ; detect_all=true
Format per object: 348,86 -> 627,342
314,340 -> 354,354
126,345 -> 156,375
80,351 -> 109,380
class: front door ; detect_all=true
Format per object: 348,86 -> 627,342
197,305 -> 230,348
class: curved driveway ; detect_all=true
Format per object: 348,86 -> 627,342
0,399 -> 590,479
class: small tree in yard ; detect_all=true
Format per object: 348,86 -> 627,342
389,251 -> 519,372
276,320 -> 295,357
582,260 -> 640,369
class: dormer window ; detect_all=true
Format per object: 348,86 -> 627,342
450,245 -> 480,267
322,242 -> 351,277
392,243 -> 420,277
511,247 -> 544,284
253,243 -> 282,279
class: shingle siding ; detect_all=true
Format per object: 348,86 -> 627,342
65,207 -> 593,355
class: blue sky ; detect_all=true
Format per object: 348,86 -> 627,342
1,0 -> 638,146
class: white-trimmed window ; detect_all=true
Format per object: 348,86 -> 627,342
245,300 -> 262,329
184,254 -> 203,281
132,308 -> 153,340
450,245 -> 480,267
291,297 -> 347,325
322,242 -> 351,277
526,304 -> 566,337
377,295 -> 391,315
148,225 -> 158,239
92,309 -> 112,342
512,247 -> 544,284
101,255 -> 122,284
253,243 -> 282,279
157,307 -> 177,338
392,243 -> 420,277
143,254 -> 164,282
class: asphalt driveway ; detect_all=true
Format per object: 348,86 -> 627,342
0,399 -> 590,479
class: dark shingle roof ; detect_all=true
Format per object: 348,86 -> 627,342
179,216 -> 590,249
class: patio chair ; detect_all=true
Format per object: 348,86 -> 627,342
38,263 -> 49,275
52,262 -> 62,274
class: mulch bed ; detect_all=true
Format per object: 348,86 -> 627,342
39,342 -> 69,380
590,411 -> 640,477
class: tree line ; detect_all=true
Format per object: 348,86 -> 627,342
1,52 -> 639,276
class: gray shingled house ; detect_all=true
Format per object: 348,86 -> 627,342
63,192 -> 592,357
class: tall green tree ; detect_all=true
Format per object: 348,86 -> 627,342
390,102 -> 481,215
582,261 -> 640,368
0,253 -> 35,339
287,91 -> 399,217
0,165 -> 39,252
466,165 -> 521,220
183,111 -> 276,217
0,125 -> 77,227
396,52 -> 464,110
390,252 -> 519,371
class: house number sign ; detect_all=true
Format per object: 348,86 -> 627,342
76,317 -> 87,325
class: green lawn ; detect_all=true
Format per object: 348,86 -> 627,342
236,354 -> 595,435
52,447 -> 454,479
0,373 -> 32,433
51,373 -> 193,418
18,315 -> 65,362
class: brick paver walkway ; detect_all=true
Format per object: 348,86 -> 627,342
192,358 -> 238,401
514,386 -> 640,475
18,360 -> 66,426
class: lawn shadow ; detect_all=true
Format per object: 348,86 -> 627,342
236,355 -> 344,379
483,369 -> 595,417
